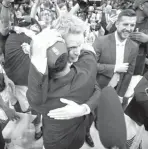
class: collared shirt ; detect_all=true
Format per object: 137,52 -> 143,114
115,31 -> 127,65
110,32 -> 127,87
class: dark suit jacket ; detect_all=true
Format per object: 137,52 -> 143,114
26,51 -> 101,148
27,52 -> 100,114
93,32 -> 139,97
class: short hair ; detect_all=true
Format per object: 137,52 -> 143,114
48,53 -> 68,78
51,14 -> 86,36
117,9 -> 136,21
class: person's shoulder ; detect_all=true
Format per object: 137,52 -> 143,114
96,33 -> 111,42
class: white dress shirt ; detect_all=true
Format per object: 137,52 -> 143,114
115,31 -> 127,65
109,31 -> 127,89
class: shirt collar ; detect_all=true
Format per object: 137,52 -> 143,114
115,31 -> 127,46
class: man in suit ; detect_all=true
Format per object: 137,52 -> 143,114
131,0 -> 148,75
27,15 -> 100,149
93,9 -> 139,101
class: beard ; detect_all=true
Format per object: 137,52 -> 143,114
117,30 -> 131,40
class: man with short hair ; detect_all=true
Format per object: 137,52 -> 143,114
124,0 -> 148,134
130,0 -> 148,75
27,15 -> 100,149
93,9 -> 139,101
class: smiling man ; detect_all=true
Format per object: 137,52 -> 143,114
93,9 -> 139,101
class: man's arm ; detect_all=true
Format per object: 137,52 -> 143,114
0,0 -> 12,36
48,83 -> 101,119
116,46 -> 139,97
26,60 -> 49,114
93,37 -> 115,78
85,82 -> 101,112
27,29 -> 63,114
30,0 -> 40,19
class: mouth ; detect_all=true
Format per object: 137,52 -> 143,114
123,31 -> 130,36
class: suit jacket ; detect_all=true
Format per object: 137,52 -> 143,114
93,32 -> 139,97
26,51 -> 101,148
27,51 -> 100,114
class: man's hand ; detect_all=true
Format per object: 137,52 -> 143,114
130,32 -> 148,43
114,63 -> 129,73
4,108 -> 20,121
47,98 -> 87,120
31,29 -> 63,58
109,15 -> 118,24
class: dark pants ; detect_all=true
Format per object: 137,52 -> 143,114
86,112 -> 94,133
31,109 -> 41,126
44,114 -> 93,149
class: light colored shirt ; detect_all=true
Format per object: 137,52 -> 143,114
109,32 -> 127,89
115,31 -> 127,65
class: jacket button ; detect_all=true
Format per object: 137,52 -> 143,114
39,83 -> 42,88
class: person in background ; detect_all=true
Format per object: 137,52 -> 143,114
130,0 -> 148,75
93,9 -> 138,103
124,0 -> 148,137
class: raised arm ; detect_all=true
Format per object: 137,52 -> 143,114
0,0 -> 13,36
30,0 -> 40,19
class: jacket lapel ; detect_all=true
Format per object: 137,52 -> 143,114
124,39 -> 131,63
109,33 -> 116,64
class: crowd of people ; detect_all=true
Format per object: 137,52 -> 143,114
0,0 -> 148,149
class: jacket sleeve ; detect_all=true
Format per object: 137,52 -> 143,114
93,37 -> 115,78
26,63 -> 48,114
85,81 -> 101,112
116,46 -> 139,97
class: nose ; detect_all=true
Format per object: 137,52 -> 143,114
74,49 -> 80,55
126,25 -> 132,32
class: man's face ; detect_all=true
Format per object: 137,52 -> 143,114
63,33 -> 84,63
116,16 -> 137,40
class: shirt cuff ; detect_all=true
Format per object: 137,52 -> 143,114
82,104 -> 91,115
31,57 -> 47,74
